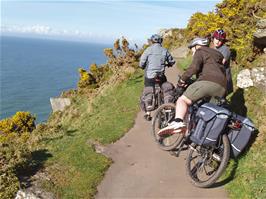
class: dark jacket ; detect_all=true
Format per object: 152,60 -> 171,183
181,46 -> 227,89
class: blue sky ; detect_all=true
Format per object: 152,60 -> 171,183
1,0 -> 221,44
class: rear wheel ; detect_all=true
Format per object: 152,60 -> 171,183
185,134 -> 230,188
151,103 -> 184,151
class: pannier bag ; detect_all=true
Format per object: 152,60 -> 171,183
228,115 -> 255,157
140,86 -> 154,112
190,103 -> 231,146
161,81 -> 175,103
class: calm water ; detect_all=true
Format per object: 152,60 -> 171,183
1,36 -> 108,122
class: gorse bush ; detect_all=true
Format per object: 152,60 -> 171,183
0,111 -> 36,136
78,37 -> 141,92
185,0 -> 264,66
0,112 -> 36,199
78,68 -> 97,90
162,0 -> 265,66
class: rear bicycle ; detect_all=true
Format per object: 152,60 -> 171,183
150,80 -> 190,151
151,103 -> 185,151
142,74 -> 164,121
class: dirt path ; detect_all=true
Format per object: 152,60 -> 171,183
96,66 -> 228,199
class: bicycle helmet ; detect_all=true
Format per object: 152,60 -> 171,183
150,34 -> 163,44
188,37 -> 209,49
213,29 -> 227,41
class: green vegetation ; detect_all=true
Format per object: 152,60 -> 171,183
176,56 -> 192,71
223,60 -> 266,199
164,0 -> 265,66
0,37 -> 144,198
1,0 -> 265,198
32,70 -> 143,198
0,112 -> 36,199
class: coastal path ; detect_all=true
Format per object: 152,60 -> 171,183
96,65 -> 228,199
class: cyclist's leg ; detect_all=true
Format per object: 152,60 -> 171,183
158,81 -> 224,135
183,80 -> 225,103
175,95 -> 192,120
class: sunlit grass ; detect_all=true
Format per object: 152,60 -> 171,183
35,71 -> 143,198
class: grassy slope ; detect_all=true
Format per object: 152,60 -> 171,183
35,71 -> 143,198
224,64 -> 266,199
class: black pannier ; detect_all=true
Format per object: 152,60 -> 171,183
161,82 -> 175,104
228,115 -> 255,157
190,103 -> 231,146
140,86 -> 155,112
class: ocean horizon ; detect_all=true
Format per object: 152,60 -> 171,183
1,36 -> 108,123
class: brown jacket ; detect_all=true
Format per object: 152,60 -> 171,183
181,46 -> 227,89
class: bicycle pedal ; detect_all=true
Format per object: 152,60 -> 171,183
169,150 -> 180,157
144,114 -> 152,121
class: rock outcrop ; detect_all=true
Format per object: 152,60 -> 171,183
254,19 -> 266,50
171,46 -> 189,60
50,97 -> 71,112
237,69 -> 254,88
159,29 -> 173,38
237,67 -> 266,92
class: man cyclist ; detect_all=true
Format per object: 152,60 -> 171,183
139,34 -> 175,120
211,29 -> 233,95
158,37 -> 227,135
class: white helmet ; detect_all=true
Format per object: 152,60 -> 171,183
188,37 -> 209,49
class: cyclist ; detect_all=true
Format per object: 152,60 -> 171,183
139,34 -> 175,120
157,37 -> 227,136
211,29 -> 233,95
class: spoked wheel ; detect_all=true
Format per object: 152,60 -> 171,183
185,134 -> 230,188
151,103 -> 184,151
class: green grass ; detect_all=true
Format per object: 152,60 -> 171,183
224,86 -> 266,199
34,71 -> 144,198
176,55 -> 192,70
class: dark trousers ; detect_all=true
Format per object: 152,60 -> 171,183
144,75 -> 167,87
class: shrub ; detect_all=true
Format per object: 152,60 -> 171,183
185,0 -> 264,66
77,68 -> 97,90
77,37 -> 140,92
0,112 -> 36,136
0,112 -> 36,199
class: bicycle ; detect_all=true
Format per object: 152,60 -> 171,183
143,72 -> 166,121
151,78 -> 192,150
152,89 -> 255,187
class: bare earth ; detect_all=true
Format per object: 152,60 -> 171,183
96,66 -> 228,199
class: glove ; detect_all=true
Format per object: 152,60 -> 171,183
177,78 -> 186,87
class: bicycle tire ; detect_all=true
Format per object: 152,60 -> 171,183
185,134 -> 230,188
151,103 -> 184,151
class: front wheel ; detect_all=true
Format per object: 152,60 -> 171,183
151,103 -> 184,151
185,134 -> 230,188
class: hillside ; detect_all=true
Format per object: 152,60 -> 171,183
1,0 -> 265,198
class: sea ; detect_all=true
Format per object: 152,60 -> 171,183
1,36 -> 108,123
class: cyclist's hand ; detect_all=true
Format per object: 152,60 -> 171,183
177,79 -> 186,87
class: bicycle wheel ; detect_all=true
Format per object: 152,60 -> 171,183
151,103 -> 184,151
185,134 -> 230,188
